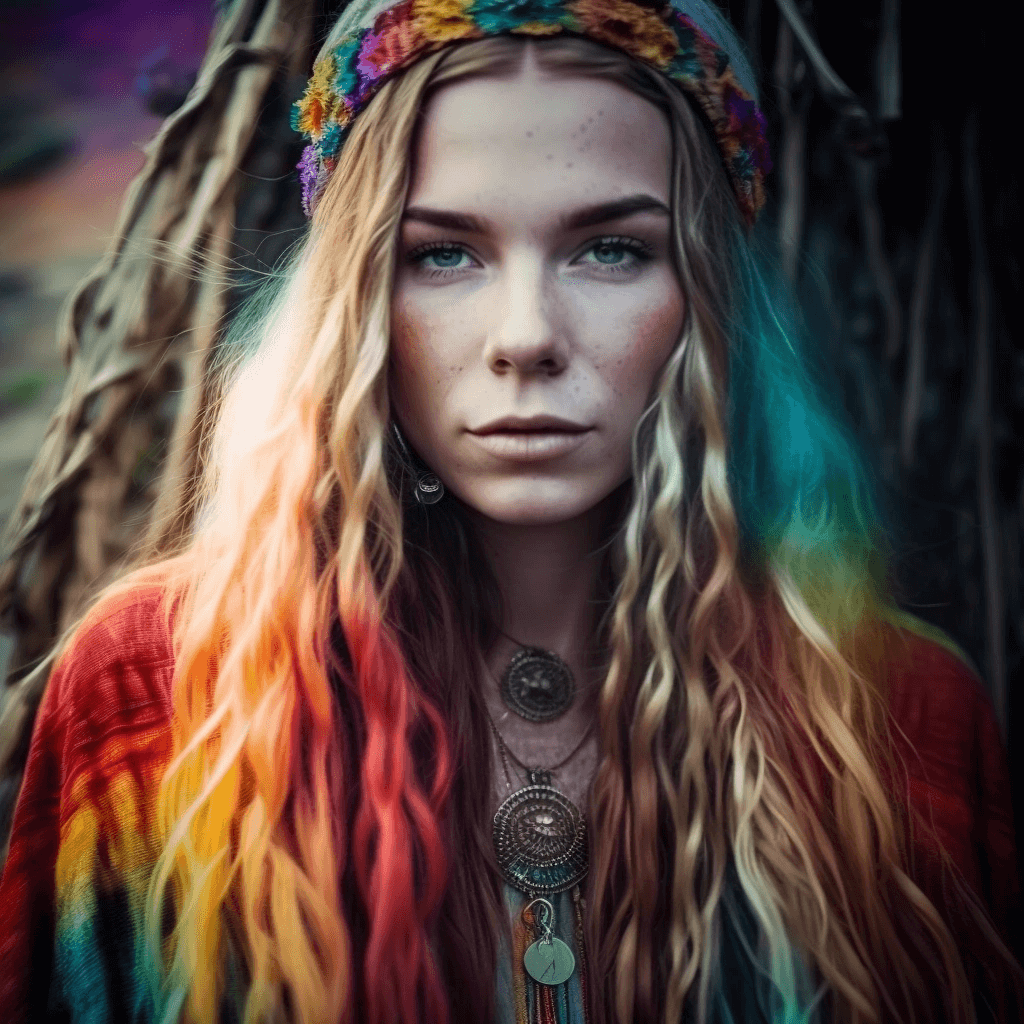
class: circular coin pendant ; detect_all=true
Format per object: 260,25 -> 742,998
493,785 -> 588,895
500,647 -> 575,722
524,936 -> 576,986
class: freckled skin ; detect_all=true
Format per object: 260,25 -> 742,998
390,52 -> 685,527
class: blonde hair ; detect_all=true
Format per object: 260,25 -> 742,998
61,32 -> 1017,1024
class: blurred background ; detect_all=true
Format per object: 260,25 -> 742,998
0,0 -> 212,522
0,0 -> 1020,868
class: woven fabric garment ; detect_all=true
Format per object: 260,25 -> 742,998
0,582 -> 1018,1022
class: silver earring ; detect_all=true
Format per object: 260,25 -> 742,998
414,473 -> 445,505
390,421 -> 445,505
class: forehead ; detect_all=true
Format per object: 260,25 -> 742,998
406,63 -> 673,214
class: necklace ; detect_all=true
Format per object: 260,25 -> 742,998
499,646 -> 576,723
491,629 -> 577,723
486,709 -> 592,988
486,708 -> 591,898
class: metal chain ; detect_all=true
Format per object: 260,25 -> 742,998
483,702 -> 594,779
492,717 -> 516,793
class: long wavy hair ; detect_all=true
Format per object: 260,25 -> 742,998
69,27 -> 1020,1024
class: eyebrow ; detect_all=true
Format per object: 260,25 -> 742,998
401,194 -> 671,233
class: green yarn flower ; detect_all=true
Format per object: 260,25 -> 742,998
469,0 -> 568,35
331,37 -> 365,97
665,22 -> 702,83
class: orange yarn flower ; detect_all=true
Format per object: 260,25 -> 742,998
294,53 -> 339,137
412,0 -> 482,44
567,0 -> 677,68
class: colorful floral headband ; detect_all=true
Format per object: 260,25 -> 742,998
293,0 -> 771,226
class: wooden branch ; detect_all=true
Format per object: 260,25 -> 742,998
963,109 -> 1007,741
849,155 -> 902,361
900,127 -> 948,467
138,201 -> 238,561
876,0 -> 901,121
773,0 -> 882,155
773,15 -> 810,285
742,0 -> 763,84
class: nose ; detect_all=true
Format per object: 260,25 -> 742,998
484,256 -> 568,377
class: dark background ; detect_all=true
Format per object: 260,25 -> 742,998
0,0 -> 1020,873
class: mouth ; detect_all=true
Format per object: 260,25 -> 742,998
468,423 -> 593,462
470,415 -> 591,435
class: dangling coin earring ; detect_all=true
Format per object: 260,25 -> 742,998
391,420 -> 445,505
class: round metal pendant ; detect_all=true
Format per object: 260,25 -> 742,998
524,937 -> 576,986
500,647 -> 575,722
492,785 -> 588,895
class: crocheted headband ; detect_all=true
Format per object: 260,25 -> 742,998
293,0 -> 771,225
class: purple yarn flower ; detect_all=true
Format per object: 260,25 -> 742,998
724,88 -> 772,175
298,144 -> 320,217
357,28 -> 390,93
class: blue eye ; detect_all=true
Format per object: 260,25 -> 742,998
579,237 -> 654,272
593,242 -> 622,264
406,235 -> 656,279
426,248 -> 465,269
409,243 -> 472,277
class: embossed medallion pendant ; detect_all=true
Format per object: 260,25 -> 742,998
500,647 -> 576,723
492,771 -> 588,896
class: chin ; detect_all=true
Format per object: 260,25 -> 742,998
456,477 -> 619,526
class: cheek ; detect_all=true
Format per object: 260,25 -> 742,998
390,304 -> 429,429
390,298 -> 443,405
599,277 -> 685,404
390,295 -> 476,441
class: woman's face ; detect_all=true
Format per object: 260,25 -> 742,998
390,51 -> 684,526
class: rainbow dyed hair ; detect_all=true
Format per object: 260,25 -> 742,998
51,15 -> 1018,1024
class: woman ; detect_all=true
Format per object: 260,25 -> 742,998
0,0 -> 1019,1022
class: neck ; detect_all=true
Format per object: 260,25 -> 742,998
466,488 -> 622,692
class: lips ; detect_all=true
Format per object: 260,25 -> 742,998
470,415 -> 590,435
468,418 -> 593,462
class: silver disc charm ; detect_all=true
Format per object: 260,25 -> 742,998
492,784 -> 587,895
500,647 -> 575,722
524,937 -> 576,986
